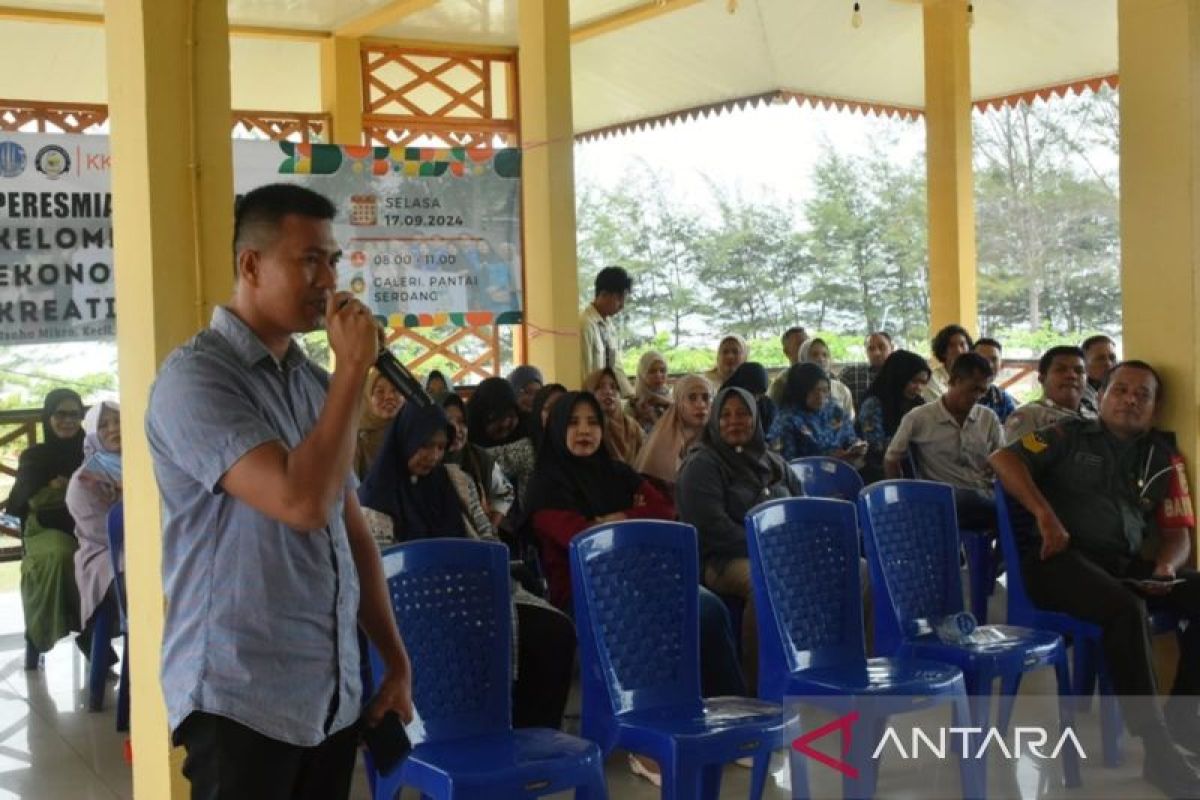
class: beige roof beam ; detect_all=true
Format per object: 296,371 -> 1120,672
0,4 -> 328,40
571,0 -> 702,44
335,0 -> 439,38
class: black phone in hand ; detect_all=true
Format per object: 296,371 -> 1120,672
360,710 -> 411,776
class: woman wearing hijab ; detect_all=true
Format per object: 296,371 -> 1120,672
634,374 -> 712,493
442,393 -> 515,529
66,400 -> 122,662
528,383 -> 567,449
857,350 -> 931,482
703,334 -> 748,387
424,369 -> 451,403
4,389 -> 85,667
770,363 -> 864,463
626,350 -> 671,432
358,403 -> 576,729
583,367 -> 645,465
676,388 -> 802,689
506,365 -> 544,416
527,392 -> 675,611
467,377 -> 536,505
720,361 -> 777,434
354,368 -> 405,479
798,337 -> 856,421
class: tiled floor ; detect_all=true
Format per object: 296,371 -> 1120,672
0,581 -> 1178,799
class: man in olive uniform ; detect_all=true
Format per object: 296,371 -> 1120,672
1003,345 -> 1096,440
991,360 -> 1200,797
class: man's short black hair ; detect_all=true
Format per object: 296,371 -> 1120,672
594,266 -> 632,297
866,330 -> 893,344
782,326 -> 807,347
1081,334 -> 1116,353
1037,345 -> 1086,378
973,337 -> 1002,352
949,351 -> 993,383
233,184 -> 337,275
1102,359 -> 1164,401
931,324 -> 974,362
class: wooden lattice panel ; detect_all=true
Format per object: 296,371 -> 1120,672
386,325 -> 503,384
0,100 -> 109,134
231,111 -> 329,143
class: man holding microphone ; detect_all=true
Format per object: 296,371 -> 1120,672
147,184 -> 412,799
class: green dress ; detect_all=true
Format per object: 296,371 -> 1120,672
21,484 -> 80,652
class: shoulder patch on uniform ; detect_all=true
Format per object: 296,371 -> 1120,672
1021,432 -> 1048,454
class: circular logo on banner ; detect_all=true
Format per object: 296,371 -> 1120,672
35,145 -> 70,179
0,141 -> 27,178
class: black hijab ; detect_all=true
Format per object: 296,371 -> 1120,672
466,377 -> 528,447
780,362 -> 830,412
525,392 -> 643,518
4,389 -> 85,523
358,403 -> 466,541
528,383 -> 567,449
865,349 -> 931,434
721,362 -> 776,433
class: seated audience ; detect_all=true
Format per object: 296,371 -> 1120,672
354,368 -> 404,478
798,337 -> 855,420
990,361 -> 1200,796
634,374 -> 713,495
973,337 -> 1018,423
721,361 -> 777,434
677,387 -> 803,689
358,403 -> 576,730
507,365 -> 544,416
923,324 -> 974,402
703,334 -> 748,388
1004,346 -> 1096,440
443,393 -> 515,529
529,382 -> 568,448
66,400 -> 122,664
769,363 -> 863,463
885,352 -> 1003,528
627,350 -> 672,432
839,331 -> 895,411
857,350 -> 931,482
527,392 -> 675,610
467,377 -> 536,505
1081,334 -> 1118,416
4,389 -> 85,664
767,325 -> 808,404
584,367 -> 646,465
424,369 -> 451,402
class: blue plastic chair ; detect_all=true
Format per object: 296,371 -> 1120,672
859,481 -> 1080,790
744,496 -> 980,800
86,503 -> 127,726
907,446 -> 998,623
364,539 -> 606,800
570,520 -> 786,800
993,481 -> 1181,768
789,457 -> 864,501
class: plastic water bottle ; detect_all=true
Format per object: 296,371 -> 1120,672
933,612 -> 978,645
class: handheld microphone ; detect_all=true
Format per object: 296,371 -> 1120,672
326,297 -> 433,408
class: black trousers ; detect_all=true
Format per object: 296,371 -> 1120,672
512,602 -> 576,729
1022,548 -> 1200,735
176,712 -> 359,800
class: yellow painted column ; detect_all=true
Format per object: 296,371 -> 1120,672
1119,0 -> 1200,565
923,0 -> 978,335
320,35 -> 364,145
104,2 -> 234,796
518,0 -> 580,387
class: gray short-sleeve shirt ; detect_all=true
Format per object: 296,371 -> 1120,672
147,307 -> 361,747
885,399 -> 1005,490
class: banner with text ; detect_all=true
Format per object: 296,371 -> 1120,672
0,134 -> 523,344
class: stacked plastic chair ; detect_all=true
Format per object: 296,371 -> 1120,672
859,480 -> 1080,790
363,539 -> 606,800
570,520 -> 786,800
789,457 -> 864,501
744,496 -> 980,800
993,481 -> 1181,768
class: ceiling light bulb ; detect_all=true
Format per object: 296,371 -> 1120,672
726,0 -> 739,12
967,3 -> 975,27
851,3 -> 863,28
